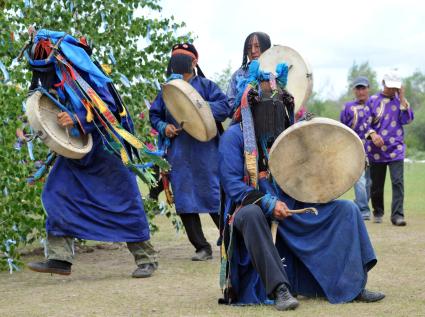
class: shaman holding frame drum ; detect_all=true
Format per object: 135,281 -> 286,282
219,32 -> 384,311
149,43 -> 233,261
24,29 -> 158,278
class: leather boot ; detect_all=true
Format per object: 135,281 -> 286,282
27,259 -> 72,275
355,289 -> 385,302
191,249 -> 213,261
131,263 -> 157,278
274,284 -> 299,311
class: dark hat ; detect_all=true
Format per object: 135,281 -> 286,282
352,76 -> 370,88
171,43 -> 198,60
169,42 -> 205,77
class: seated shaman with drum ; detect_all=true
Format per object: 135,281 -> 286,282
218,32 -> 384,311
149,43 -> 233,261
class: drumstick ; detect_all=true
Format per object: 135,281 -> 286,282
271,219 -> 279,244
271,207 -> 318,244
65,126 -> 70,144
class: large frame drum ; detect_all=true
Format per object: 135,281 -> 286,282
269,117 -> 365,203
162,79 -> 217,142
26,90 -> 93,159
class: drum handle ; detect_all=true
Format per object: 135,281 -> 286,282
271,207 -> 318,244
35,87 -> 81,137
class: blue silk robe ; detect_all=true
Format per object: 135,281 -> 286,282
42,82 -> 150,242
219,123 -> 377,304
149,76 -> 232,214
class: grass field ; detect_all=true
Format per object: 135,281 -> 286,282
0,163 -> 424,317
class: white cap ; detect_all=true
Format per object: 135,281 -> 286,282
383,71 -> 402,89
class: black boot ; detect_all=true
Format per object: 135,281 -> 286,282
191,249 -> 213,261
131,262 -> 158,278
355,289 -> 385,303
27,259 -> 72,275
274,284 -> 299,311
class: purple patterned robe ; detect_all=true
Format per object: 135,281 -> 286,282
340,99 -> 372,145
366,93 -> 414,162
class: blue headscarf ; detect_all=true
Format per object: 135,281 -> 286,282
234,60 -> 289,107
32,29 -> 111,88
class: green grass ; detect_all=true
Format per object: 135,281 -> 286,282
0,163 -> 424,317
342,162 -> 425,215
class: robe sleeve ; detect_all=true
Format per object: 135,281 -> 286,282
365,98 -> 379,139
149,93 -> 167,136
219,125 -> 256,205
219,127 -> 279,216
226,71 -> 239,113
339,105 -> 351,127
73,107 -> 95,135
205,80 -> 232,122
399,100 -> 414,125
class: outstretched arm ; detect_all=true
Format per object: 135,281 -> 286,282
205,80 -> 232,122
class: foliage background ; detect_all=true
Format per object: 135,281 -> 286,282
0,0 -> 190,271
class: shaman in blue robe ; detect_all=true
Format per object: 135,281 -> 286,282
218,123 -> 377,304
42,78 -> 150,243
149,76 -> 232,214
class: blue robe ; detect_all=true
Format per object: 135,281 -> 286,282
219,123 -> 377,304
149,76 -> 232,214
227,67 -> 248,113
42,85 -> 150,243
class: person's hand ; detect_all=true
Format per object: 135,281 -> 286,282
398,86 -> 409,109
398,86 -> 405,100
371,132 -> 384,147
165,124 -> 181,138
57,112 -> 74,128
272,200 -> 293,220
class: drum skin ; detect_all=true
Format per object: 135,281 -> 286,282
258,45 -> 313,113
162,79 -> 217,142
269,117 -> 365,203
26,91 -> 93,159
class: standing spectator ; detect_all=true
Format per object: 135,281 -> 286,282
340,76 -> 372,220
366,71 -> 414,226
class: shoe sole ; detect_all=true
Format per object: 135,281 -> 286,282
27,265 -> 71,276
276,301 -> 299,311
191,256 -> 213,261
355,295 -> 385,303
132,273 -> 154,278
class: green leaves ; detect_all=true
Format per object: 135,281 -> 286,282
0,0 -> 191,271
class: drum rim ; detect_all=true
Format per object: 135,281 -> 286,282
26,91 -> 93,158
258,45 -> 313,113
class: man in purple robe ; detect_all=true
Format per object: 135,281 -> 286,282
340,76 -> 372,220
366,71 -> 414,226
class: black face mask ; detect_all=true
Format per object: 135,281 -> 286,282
28,66 -> 57,91
252,93 -> 288,143
27,42 -> 58,91
167,54 -> 193,76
